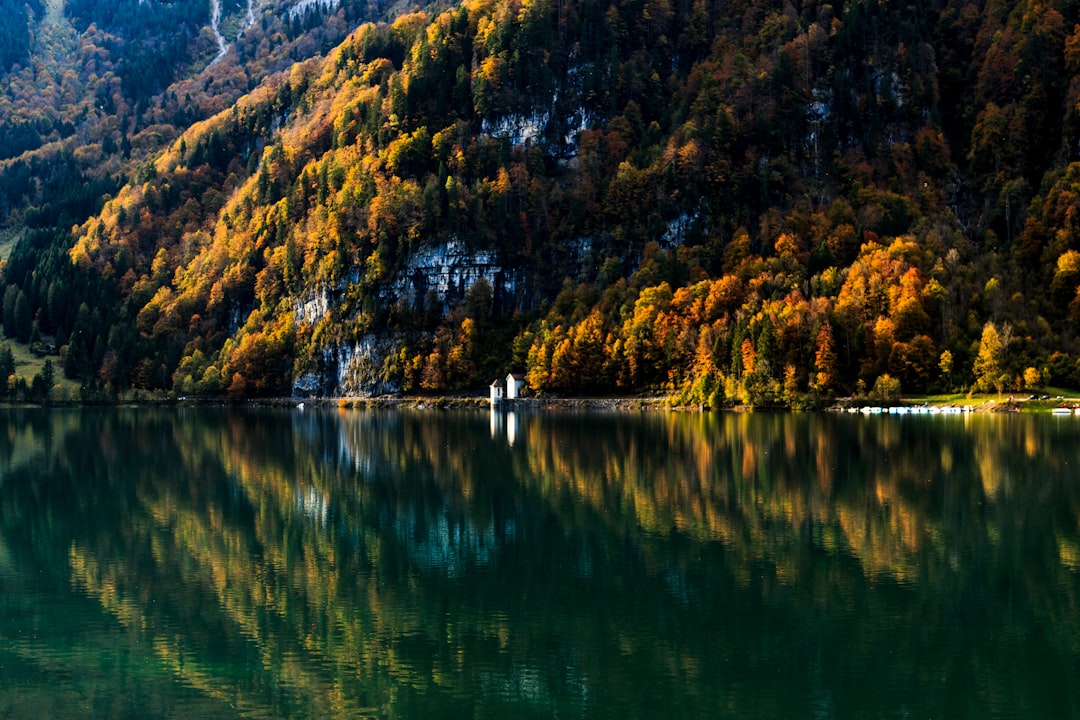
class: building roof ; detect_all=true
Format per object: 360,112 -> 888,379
491,378 -> 506,387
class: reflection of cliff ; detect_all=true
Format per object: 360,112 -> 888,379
26,409 -> 586,717
2,409 -> 1080,717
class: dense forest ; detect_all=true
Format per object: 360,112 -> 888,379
3,0 -> 1080,404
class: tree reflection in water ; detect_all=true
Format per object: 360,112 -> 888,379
0,407 -> 1078,719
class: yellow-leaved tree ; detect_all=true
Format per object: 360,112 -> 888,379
973,321 -> 1010,396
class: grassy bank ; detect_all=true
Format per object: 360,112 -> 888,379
900,388 -> 1080,413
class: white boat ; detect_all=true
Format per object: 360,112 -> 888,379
1052,407 -> 1072,415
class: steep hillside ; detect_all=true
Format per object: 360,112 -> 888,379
0,0 -> 426,228
7,0 -> 1080,404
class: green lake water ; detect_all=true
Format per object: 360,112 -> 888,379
1,407 -> 1079,718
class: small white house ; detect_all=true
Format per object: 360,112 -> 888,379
491,373 -> 526,406
490,377 -> 506,405
506,372 -> 526,399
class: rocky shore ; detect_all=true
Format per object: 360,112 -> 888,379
285,395 -> 674,411
188,394 -> 1080,414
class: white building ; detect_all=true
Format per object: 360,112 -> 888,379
490,373 -> 527,406
490,377 -> 506,405
506,373 -> 526,399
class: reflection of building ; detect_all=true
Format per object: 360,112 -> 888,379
490,372 -> 527,406
489,409 -> 519,447
507,411 -> 518,446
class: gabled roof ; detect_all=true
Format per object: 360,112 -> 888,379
491,378 -> 506,387
508,372 -> 526,381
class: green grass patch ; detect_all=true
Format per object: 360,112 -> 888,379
1038,385 -> 1080,399
1,340 -> 77,400
906,386 -> 1080,413
908,392 -> 972,404
0,228 -> 22,262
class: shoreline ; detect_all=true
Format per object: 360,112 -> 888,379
273,395 -> 1080,414
16,392 -> 1080,414
274,395 -> 675,411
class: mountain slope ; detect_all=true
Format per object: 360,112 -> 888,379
0,0 -> 430,228
8,0 -> 1080,402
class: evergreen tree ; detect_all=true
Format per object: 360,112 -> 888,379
13,290 -> 31,344
2,285 -> 17,339
0,344 -> 13,398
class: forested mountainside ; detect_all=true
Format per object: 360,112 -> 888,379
3,0 -> 1080,404
0,0 -> 420,227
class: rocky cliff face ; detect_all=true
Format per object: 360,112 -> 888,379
292,239 -> 517,396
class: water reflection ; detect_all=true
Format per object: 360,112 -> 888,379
489,408 -> 519,446
0,408 -> 1079,718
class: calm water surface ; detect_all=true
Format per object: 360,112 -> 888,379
1,407 -> 1079,718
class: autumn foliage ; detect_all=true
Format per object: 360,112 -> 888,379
2,0 -> 1080,403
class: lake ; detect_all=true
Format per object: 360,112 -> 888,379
0,407 -> 1079,718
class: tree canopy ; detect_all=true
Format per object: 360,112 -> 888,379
2,0 -> 1080,403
